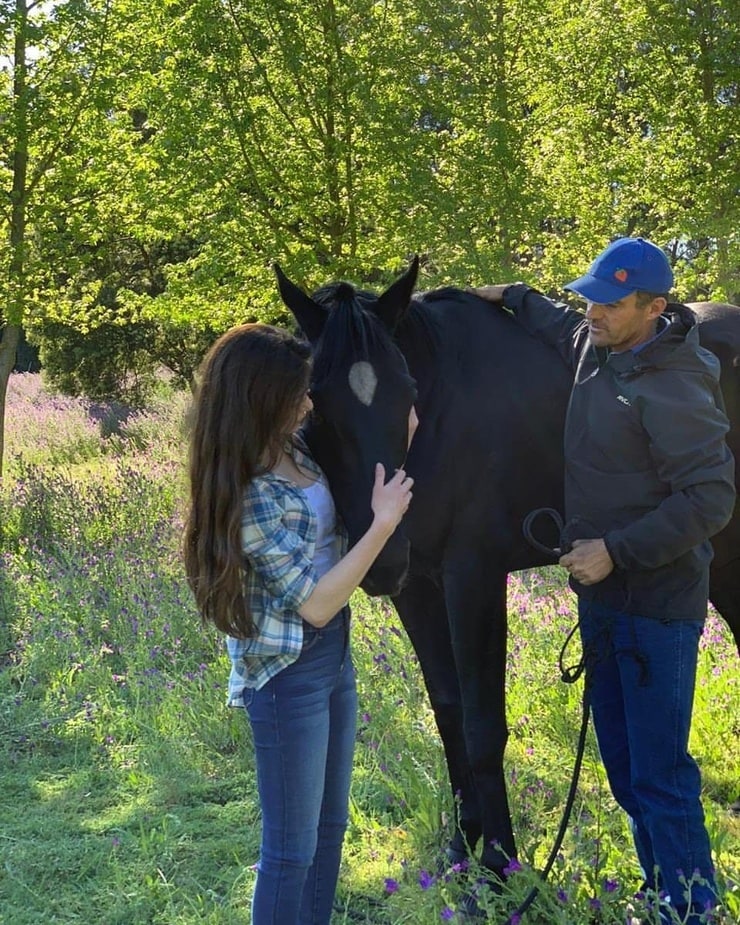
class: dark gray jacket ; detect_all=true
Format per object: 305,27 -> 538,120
505,284 -> 736,620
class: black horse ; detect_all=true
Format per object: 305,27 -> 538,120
275,258 -> 740,881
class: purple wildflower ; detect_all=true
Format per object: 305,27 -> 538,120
384,878 -> 399,894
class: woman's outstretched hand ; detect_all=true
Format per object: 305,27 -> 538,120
371,463 -> 413,533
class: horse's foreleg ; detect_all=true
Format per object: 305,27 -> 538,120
444,556 -> 515,877
392,574 -> 482,858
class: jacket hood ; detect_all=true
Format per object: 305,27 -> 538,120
663,301 -> 698,333
607,302 -> 719,379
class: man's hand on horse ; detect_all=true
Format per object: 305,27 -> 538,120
468,284 -> 511,304
559,538 -> 614,585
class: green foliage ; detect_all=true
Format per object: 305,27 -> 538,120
36,319 -> 160,405
518,0 -> 740,297
13,328 -> 40,373
32,314 -> 225,404
1,0 -> 739,409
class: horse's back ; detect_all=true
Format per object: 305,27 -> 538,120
690,303 -> 740,649
688,300 -> 740,323
690,301 -> 740,449
689,301 -> 740,359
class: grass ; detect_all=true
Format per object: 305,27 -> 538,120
1,372 -> 738,924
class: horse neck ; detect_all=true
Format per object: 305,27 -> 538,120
394,302 -> 441,402
396,295 -> 481,398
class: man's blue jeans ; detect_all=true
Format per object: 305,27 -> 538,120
579,600 -> 717,921
243,609 -> 357,925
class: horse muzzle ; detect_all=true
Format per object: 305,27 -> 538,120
360,533 -> 411,597
361,562 -> 410,597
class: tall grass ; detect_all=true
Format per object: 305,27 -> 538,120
1,373 -> 737,924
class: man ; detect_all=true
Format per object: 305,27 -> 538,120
473,237 -> 736,923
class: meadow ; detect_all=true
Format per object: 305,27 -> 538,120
1,372 -> 738,925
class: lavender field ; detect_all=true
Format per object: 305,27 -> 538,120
1,373 -> 738,925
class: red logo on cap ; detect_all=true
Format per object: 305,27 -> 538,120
614,268 -> 628,282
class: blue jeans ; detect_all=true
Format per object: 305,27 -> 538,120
243,609 -> 357,925
579,600 -> 716,921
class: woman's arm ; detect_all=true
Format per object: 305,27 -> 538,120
298,464 -> 412,626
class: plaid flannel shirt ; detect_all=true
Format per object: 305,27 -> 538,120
226,439 -> 347,704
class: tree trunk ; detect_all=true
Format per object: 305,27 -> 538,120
0,325 -> 22,478
2,0 -> 29,477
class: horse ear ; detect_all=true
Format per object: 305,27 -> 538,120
274,263 -> 327,343
374,256 -> 420,330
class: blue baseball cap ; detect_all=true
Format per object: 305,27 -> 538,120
565,237 -> 674,303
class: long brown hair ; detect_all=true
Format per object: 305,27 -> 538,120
184,323 -> 312,637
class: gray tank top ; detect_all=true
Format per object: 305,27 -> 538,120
301,478 -> 341,578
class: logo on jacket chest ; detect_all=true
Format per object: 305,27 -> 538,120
616,394 -> 631,406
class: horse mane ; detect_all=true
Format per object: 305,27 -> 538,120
396,286 -> 479,358
310,280 -> 479,378
311,281 -> 401,381
415,286 -> 470,305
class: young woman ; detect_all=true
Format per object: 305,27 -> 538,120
184,323 -> 413,925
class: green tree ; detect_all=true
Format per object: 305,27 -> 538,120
85,0 -> 453,305
0,0 -> 114,473
4,0 -> 738,429
517,0 -> 739,297
400,0 -> 542,281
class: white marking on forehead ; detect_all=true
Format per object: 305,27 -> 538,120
348,361 -> 378,406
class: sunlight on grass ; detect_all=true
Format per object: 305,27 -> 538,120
1,373 -> 738,924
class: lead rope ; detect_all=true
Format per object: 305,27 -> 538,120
499,508 -> 593,925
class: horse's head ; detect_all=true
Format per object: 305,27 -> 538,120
275,258 -> 420,597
